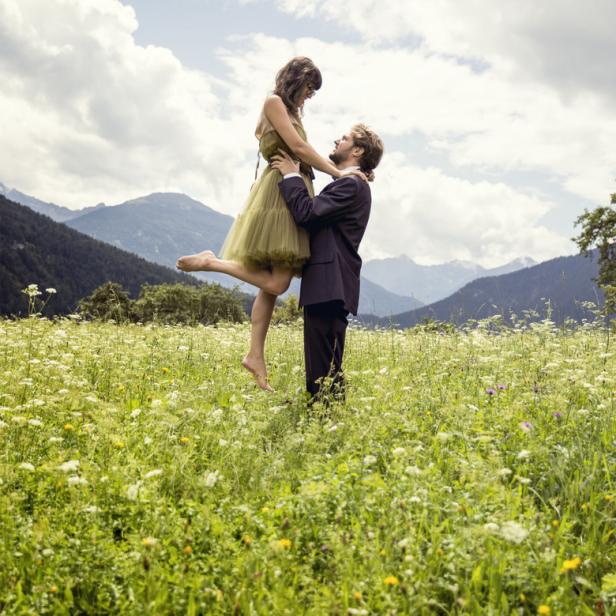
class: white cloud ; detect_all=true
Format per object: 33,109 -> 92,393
0,0 -> 251,210
0,0 -> 613,267
361,151 -> 572,266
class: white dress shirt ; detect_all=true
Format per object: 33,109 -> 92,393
283,165 -> 360,180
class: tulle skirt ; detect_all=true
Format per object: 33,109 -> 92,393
220,164 -> 313,275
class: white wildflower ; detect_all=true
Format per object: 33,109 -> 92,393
203,470 -> 220,487
130,408 -> 142,419
67,475 -> 87,486
436,431 -> 452,442
499,521 -> 529,544
144,469 -> 163,479
497,468 -> 513,476
363,454 -> 377,466
58,460 -> 80,473
405,465 -> 422,476
19,462 -> 35,471
45,288 -> 57,294
144,436 -> 153,446
218,438 -> 228,447
392,447 -> 406,457
483,522 -> 500,532
83,506 -> 100,513
48,436 -> 63,443
28,419 -> 43,427
127,482 -> 142,501
517,449 -> 531,459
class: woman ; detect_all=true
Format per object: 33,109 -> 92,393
177,57 -> 360,392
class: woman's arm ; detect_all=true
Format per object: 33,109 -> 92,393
263,95 -> 342,178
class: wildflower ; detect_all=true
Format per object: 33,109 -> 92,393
45,288 -> 57,294
405,465 -> 422,476
242,535 -> 253,546
183,545 -> 193,554
50,585 -> 58,593
144,469 -> 163,479
179,436 -> 189,445
553,412 -> 563,419
127,482 -> 142,501
551,520 -> 559,528
23,284 -> 42,297
28,419 -> 43,427
354,591 -> 362,601
63,423 -> 74,431
520,421 -> 534,433
142,537 -> 157,548
517,449 -> 531,459
363,454 -> 377,466
392,447 -> 406,456
497,468 -> 512,477
497,384 -> 507,390
537,605 -> 550,615
57,460 -> 80,473
19,462 -> 35,471
162,367 -> 169,374
519,593 -> 526,603
560,557 -> 582,572
277,538 -> 291,550
114,441 -> 125,449
203,470 -> 220,487
67,475 -> 87,486
499,521 -> 529,544
485,388 -> 496,396
383,575 -> 399,586
83,506 -> 100,513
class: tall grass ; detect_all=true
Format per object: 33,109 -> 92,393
0,312 -> 614,614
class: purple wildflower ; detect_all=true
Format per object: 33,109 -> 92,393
497,384 -> 507,390
486,388 -> 496,396
553,412 -> 563,419
520,421 -> 534,432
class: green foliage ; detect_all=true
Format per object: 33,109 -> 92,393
574,192 -> 616,316
133,283 -> 245,325
78,282 -> 134,322
0,317 -> 614,613
78,282 -> 246,325
272,294 -> 303,324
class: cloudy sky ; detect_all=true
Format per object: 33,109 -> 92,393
1,0 -> 615,266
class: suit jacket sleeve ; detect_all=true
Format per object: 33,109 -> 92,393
278,176 -> 359,229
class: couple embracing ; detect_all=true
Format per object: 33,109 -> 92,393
177,56 -> 384,402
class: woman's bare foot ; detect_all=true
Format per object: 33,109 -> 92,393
242,354 -> 274,392
176,250 -> 217,272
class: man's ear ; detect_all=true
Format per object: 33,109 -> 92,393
352,145 -> 364,161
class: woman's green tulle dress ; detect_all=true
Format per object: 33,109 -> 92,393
220,114 -> 314,275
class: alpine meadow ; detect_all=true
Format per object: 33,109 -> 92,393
1,287 -> 615,614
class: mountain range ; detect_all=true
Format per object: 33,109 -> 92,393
364,252 -> 602,327
0,195 -> 199,316
362,254 -> 537,305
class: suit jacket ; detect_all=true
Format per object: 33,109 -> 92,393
278,175 -> 371,315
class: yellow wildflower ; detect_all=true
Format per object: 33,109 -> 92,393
50,585 -> 58,593
537,606 -> 550,615
354,591 -> 362,601
551,520 -> 559,528
63,423 -> 74,431
183,545 -> 193,554
519,593 -> 526,603
142,536 -> 157,548
179,437 -> 189,445
162,367 -> 169,374
560,557 -> 582,572
242,535 -> 253,546
383,576 -> 399,586
277,538 -> 291,550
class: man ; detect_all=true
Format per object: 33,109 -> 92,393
270,123 -> 384,401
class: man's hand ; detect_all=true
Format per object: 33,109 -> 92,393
270,148 -> 300,176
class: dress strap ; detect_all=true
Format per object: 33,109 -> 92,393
254,148 -> 260,181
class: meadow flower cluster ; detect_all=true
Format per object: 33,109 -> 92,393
0,313 -> 615,613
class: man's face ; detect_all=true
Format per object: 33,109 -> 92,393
329,132 -> 355,166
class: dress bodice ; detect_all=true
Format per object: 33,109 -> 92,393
255,108 -> 314,179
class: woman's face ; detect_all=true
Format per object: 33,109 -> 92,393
298,82 -> 316,106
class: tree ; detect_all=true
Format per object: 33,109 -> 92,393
77,282 -> 133,322
272,294 -> 302,324
574,192 -> 616,318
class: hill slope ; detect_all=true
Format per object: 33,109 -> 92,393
0,196 -> 199,316
371,252 -> 602,328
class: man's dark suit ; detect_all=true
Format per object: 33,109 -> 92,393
278,174 -> 371,399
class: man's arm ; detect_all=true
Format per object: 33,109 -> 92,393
279,176 -> 359,229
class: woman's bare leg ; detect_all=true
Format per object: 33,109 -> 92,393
242,289 -> 277,391
176,250 -> 291,297
176,250 -> 293,391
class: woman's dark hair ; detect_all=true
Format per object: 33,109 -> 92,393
273,56 -> 322,117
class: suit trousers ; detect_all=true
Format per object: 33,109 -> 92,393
303,300 -> 349,400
